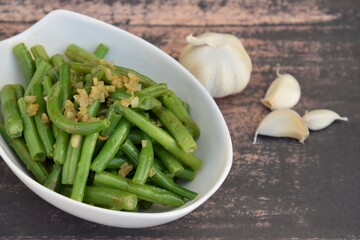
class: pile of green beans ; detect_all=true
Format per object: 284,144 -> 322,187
0,42 -> 201,211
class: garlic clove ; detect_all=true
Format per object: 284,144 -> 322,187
254,109 -> 309,144
261,67 -> 301,110
302,109 -> 348,131
179,32 -> 252,98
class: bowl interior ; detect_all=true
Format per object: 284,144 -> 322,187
0,10 -> 232,227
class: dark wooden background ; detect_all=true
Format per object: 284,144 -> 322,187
1,0 -> 359,239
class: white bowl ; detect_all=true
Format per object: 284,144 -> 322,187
0,10 -> 232,228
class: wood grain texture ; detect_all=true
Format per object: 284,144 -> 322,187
1,0 -> 360,239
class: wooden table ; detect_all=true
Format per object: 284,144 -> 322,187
1,0 -> 359,239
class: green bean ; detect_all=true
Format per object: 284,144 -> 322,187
154,144 -> 184,175
132,138 -> 154,185
12,84 -> 25,99
12,43 -> 35,84
108,89 -> 161,110
106,156 -> 129,170
30,45 -> 50,62
69,100 -> 101,200
149,160 -> 197,200
53,130 -> 70,165
46,66 -> 60,83
60,62 -> 72,102
161,90 -> 200,139
86,186 -> 138,211
117,104 -> 201,170
152,153 -> 167,172
52,63 -> 73,163
82,74 -> 93,94
94,171 -> 185,207
124,204 -> 140,212
46,82 -> 110,134
51,65 -> 69,163
61,134 -> 84,185
34,58 -> 42,68
109,88 -> 131,100
182,101 -> 190,112
69,62 -> 110,78
63,185 -> 138,211
94,103 -> 122,154
72,73 -> 84,85
44,164 -> 62,191
136,95 -> 162,110
138,83 -> 167,98
24,60 -> 51,96
42,75 -> 53,96
87,97 -> 102,118
70,62 -> 96,74
70,131 -> 98,201
100,101 -> 122,138
114,66 -> 156,87
79,62 -> 111,85
127,128 -> 146,145
116,103 -> 174,146
64,44 -> 98,63
120,138 -> 140,167
50,54 -> 65,68
1,85 -> 23,138
32,84 -> 55,158
138,200 -> 153,210
0,122 -> 48,184
93,43 -> 109,58
91,118 -> 131,173
152,105 -> 197,153
175,167 -> 195,181
70,62 -> 102,85
62,100 -> 100,185
17,97 -> 46,161
91,65 -> 108,82
120,139 -> 197,199
85,97 -> 102,119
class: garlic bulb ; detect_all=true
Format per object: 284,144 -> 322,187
261,67 -> 301,110
254,109 -> 309,144
303,109 -> 348,131
179,32 -> 252,98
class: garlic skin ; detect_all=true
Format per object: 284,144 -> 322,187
254,109 -> 309,144
303,109 -> 348,131
261,68 -> 301,110
179,32 -> 252,98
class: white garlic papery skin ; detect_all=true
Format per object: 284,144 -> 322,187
179,32 -> 252,98
303,109 -> 348,131
261,68 -> 301,110
253,109 -> 309,144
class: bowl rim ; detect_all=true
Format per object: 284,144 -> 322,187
0,9 -> 233,227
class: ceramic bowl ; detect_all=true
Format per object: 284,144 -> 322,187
0,10 -> 232,228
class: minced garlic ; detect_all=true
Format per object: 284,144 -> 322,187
63,100 -> 77,121
119,162 -> 133,177
74,88 -> 91,108
24,95 -> 37,103
41,113 -> 50,124
26,103 -> 39,116
63,60 -> 142,123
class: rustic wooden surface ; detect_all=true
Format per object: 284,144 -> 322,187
0,0 -> 359,239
